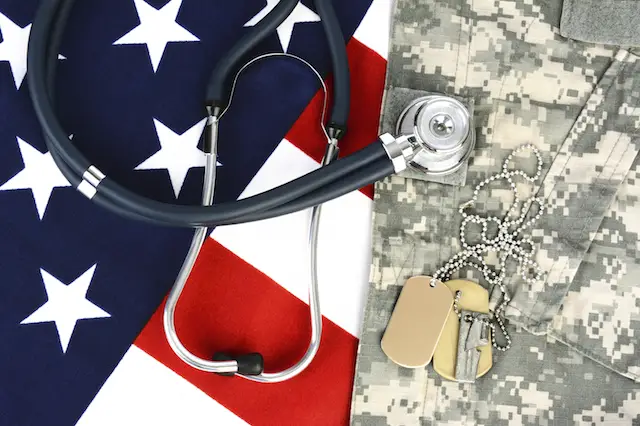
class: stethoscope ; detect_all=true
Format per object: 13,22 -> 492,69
26,0 -> 474,382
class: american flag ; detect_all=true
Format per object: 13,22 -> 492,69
0,0 -> 391,424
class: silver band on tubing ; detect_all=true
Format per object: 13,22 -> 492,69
77,166 -> 106,199
379,133 -> 419,173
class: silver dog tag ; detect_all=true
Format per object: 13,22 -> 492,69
455,311 -> 490,383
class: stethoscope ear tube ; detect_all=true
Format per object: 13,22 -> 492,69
90,144 -> 395,226
205,0 -> 299,112
30,0 -> 91,174
315,0 -> 350,138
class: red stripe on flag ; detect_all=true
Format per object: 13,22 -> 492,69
285,39 -> 387,199
134,240 -> 358,426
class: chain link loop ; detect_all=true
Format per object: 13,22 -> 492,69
433,144 -> 547,352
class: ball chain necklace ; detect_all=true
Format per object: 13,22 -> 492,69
430,144 -> 547,352
381,144 -> 548,379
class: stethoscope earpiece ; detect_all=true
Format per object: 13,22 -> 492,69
212,352 -> 265,377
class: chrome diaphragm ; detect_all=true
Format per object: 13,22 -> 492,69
396,94 -> 475,176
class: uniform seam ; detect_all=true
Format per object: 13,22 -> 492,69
463,0 -> 473,93
549,330 -> 640,382
454,0 -> 463,94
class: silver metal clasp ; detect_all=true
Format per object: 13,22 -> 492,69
379,133 -> 422,173
455,310 -> 490,383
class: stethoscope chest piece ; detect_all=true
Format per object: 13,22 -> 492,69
397,94 -> 475,176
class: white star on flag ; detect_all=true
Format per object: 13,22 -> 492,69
0,12 -> 31,89
0,137 -> 72,220
0,13 -> 66,90
21,265 -> 111,354
135,118 -> 222,198
245,0 -> 320,53
114,0 -> 199,72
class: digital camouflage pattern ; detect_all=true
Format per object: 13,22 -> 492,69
351,0 -> 640,424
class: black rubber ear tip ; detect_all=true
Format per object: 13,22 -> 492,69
213,352 -> 264,376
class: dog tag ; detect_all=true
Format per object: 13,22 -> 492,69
381,276 -> 453,368
432,279 -> 492,381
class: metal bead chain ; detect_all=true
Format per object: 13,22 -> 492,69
432,144 -> 547,352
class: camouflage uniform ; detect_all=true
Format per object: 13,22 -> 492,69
351,0 -> 640,424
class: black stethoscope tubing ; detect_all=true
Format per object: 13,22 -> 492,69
28,0 -> 395,228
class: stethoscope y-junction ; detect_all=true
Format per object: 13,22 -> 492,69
26,0 -> 475,382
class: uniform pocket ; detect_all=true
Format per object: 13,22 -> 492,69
550,153 -> 640,382
504,49 -> 640,381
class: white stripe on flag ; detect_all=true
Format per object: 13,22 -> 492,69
77,347 -> 249,426
211,140 -> 373,338
353,0 -> 394,59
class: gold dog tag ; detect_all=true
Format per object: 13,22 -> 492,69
432,279 -> 492,381
381,276 -> 453,368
